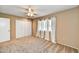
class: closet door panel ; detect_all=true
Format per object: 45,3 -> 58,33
0,18 -> 10,42
16,20 -> 32,38
16,20 -> 24,38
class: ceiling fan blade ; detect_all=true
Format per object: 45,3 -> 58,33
34,14 -> 37,15
25,9 -> 29,11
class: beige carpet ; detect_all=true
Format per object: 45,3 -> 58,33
0,36 -> 78,53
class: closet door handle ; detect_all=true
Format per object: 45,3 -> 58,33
8,30 -> 10,32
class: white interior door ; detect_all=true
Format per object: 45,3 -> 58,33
0,18 -> 10,42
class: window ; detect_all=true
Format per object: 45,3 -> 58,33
37,19 -> 52,32
37,20 -> 48,31
37,16 -> 56,43
48,20 -> 52,31
37,21 -> 41,31
44,20 -> 47,31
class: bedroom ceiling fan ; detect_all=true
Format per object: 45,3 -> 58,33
20,5 -> 38,17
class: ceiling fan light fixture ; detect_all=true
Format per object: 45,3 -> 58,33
28,8 -> 32,12
25,6 -> 37,17
20,5 -> 38,17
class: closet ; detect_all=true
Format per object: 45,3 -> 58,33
0,18 -> 10,42
16,19 -> 32,38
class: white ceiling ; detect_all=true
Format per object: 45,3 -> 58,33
0,5 -> 78,18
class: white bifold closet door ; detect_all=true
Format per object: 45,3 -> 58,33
0,18 -> 10,42
16,20 -> 32,38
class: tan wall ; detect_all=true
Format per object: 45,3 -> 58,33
54,7 -> 79,50
32,20 -> 37,37
32,7 -> 79,51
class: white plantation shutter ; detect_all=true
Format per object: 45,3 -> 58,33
51,16 -> 56,43
37,21 -> 41,32
44,20 -> 48,31
48,20 -> 52,31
